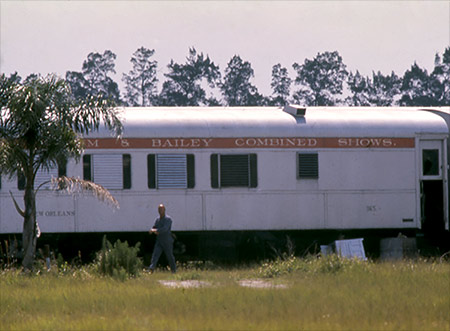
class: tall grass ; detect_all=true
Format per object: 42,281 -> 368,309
1,257 -> 449,330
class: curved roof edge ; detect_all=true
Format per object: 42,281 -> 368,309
87,106 -> 449,139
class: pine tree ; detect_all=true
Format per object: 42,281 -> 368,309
270,64 -> 292,106
220,55 -> 265,106
346,71 -> 370,106
399,63 -> 433,106
293,51 -> 348,106
122,47 -> 158,106
368,71 -> 401,106
158,48 -> 221,106
430,47 -> 450,105
66,50 -> 121,104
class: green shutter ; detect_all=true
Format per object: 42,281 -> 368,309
187,154 -> 195,188
249,154 -> 258,188
18,172 -> 25,190
58,158 -> 67,177
123,154 -> 131,189
147,154 -> 156,189
83,155 -> 91,181
211,154 -> 219,188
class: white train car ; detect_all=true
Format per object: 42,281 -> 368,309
0,106 -> 449,258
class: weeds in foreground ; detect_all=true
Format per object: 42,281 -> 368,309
3,253 -> 446,281
258,254 -> 370,278
178,260 -> 216,271
171,270 -> 202,281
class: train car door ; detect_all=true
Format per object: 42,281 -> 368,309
419,140 -> 448,233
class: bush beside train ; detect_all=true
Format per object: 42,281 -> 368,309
1,106 -> 449,261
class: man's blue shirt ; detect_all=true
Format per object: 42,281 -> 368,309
152,215 -> 173,243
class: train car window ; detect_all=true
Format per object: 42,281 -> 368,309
221,155 -> 249,187
35,165 -> 59,189
298,153 -> 319,179
211,154 -> 257,188
83,154 -> 131,190
17,162 -> 64,191
422,149 -> 439,176
147,154 -> 195,189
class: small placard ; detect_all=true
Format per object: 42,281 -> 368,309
334,238 -> 367,260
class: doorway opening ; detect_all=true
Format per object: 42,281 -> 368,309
421,180 -> 444,234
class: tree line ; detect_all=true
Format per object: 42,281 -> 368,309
3,46 -> 450,107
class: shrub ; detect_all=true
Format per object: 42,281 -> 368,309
96,236 -> 143,279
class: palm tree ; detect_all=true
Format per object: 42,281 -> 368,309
0,74 -> 122,270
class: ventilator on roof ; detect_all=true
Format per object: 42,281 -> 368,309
283,104 -> 306,117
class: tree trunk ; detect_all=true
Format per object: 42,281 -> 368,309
22,185 -> 37,270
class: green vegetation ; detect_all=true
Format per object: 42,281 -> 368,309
258,254 -> 370,278
1,256 -> 449,330
96,236 -> 143,280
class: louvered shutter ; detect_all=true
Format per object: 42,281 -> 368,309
93,154 -> 123,189
298,153 -> 319,179
35,166 -> 58,189
18,159 -> 65,190
156,154 -> 187,188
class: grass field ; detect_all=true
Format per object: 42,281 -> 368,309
1,257 -> 449,330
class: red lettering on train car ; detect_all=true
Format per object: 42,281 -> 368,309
83,137 -> 415,149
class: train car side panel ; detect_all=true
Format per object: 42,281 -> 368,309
204,193 -> 325,230
75,193 -> 203,232
327,192 -> 416,229
319,150 -> 416,191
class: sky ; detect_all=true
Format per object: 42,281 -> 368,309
1,0 -> 449,96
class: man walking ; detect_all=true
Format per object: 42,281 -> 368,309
148,204 -> 177,273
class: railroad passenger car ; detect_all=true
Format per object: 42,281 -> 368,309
1,106 -> 449,259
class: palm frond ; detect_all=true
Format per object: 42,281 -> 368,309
51,176 -> 119,209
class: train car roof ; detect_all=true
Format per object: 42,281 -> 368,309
89,106 -> 449,138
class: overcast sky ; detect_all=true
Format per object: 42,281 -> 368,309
1,1 -> 449,96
